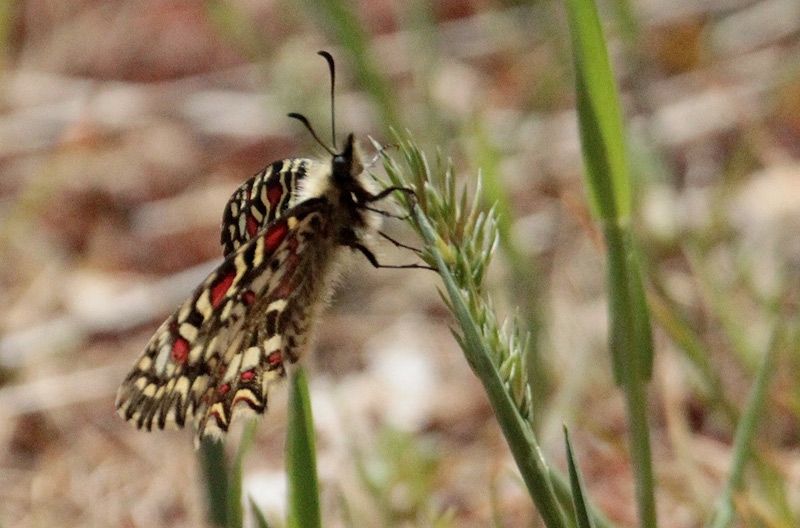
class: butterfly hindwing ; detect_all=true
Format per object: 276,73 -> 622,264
116,197 -> 340,444
197,200 -> 340,442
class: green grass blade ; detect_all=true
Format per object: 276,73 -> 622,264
621,357 -> 657,528
601,225 -> 654,384
200,437 -> 231,527
602,221 -> 657,528
705,326 -> 781,528
551,471 -> 619,528
227,463 -> 243,528
225,420 -> 259,528
627,245 -> 654,380
286,366 -> 321,528
565,0 -> 657,525
564,426 -> 595,528
603,222 -> 634,383
249,497 -> 273,528
565,0 -> 630,220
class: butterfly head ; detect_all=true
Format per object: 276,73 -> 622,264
332,133 -> 364,183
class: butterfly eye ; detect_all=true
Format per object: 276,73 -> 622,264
332,154 -> 349,177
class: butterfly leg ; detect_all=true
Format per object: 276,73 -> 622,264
364,186 -> 417,204
362,205 -> 410,220
378,231 -> 424,255
353,242 -> 436,271
358,186 -> 417,220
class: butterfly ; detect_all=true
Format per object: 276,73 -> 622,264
115,52 -> 418,446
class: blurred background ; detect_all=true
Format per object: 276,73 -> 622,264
1,0 -> 800,526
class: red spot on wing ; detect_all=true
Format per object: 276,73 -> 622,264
246,214 -> 259,238
241,370 -> 254,380
272,280 -> 292,299
172,337 -> 190,363
243,290 -> 256,306
267,351 -> 282,366
267,183 -> 283,208
211,272 -> 235,307
263,220 -> 289,253
219,384 -> 230,396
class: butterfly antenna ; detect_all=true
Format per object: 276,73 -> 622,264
317,50 -> 337,150
288,112 -> 336,156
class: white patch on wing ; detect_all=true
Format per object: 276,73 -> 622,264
252,237 -> 265,267
196,290 -> 213,319
224,353 -> 242,382
154,342 -> 172,375
138,355 -> 152,371
264,334 -> 282,353
239,213 -> 247,239
180,323 -> 198,342
266,299 -> 287,312
242,346 -> 261,370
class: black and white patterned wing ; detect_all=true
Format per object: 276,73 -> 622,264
220,158 -> 316,256
117,197 -> 340,445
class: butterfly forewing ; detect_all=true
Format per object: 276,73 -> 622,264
117,197 -> 341,445
220,158 -> 314,256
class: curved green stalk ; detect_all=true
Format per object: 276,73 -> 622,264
415,207 -> 569,528
286,366 -> 321,528
705,325 -> 781,528
379,135 -> 581,527
564,0 -> 656,525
